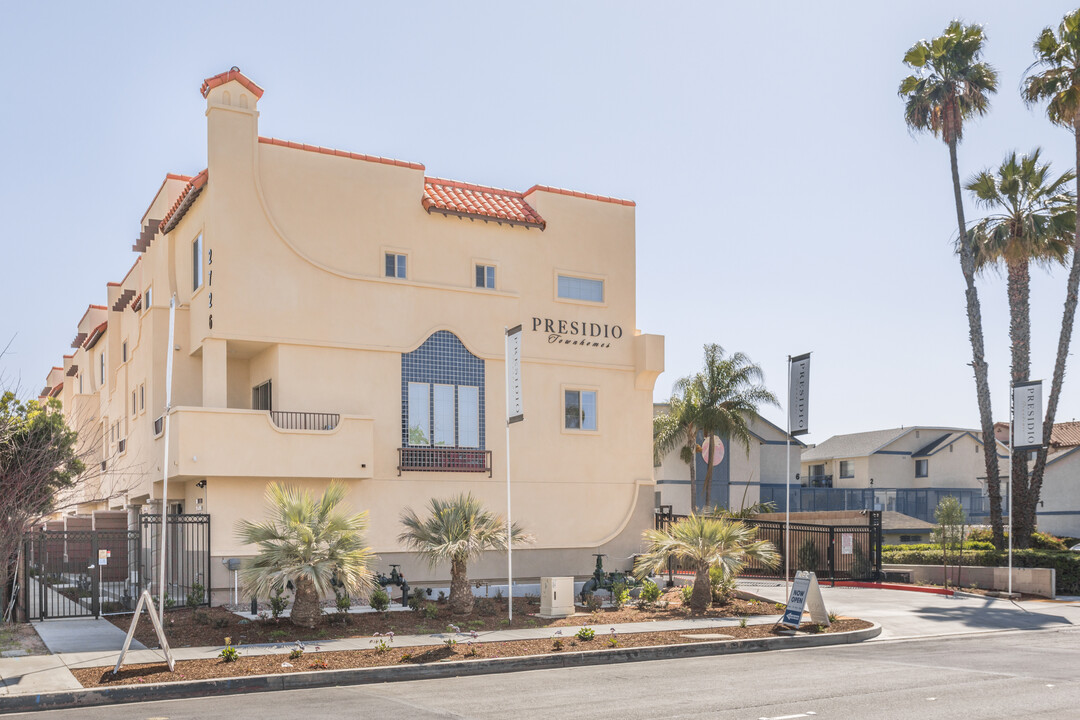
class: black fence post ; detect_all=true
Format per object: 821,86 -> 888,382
828,527 -> 835,585
870,510 -> 883,580
91,533 -> 100,618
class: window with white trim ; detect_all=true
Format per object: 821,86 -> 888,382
192,234 -> 203,290
475,264 -> 495,289
385,252 -> 407,279
99,353 -> 105,385
557,274 -> 603,302
407,382 -> 480,448
144,285 -> 153,313
564,389 -> 597,430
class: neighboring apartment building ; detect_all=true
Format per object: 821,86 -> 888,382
652,405 -> 802,515
38,69 -> 665,602
797,427 -> 1010,523
994,421 -> 1080,538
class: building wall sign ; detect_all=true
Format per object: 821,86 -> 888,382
531,317 -> 622,348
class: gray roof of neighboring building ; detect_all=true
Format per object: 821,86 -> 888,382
801,428 -> 912,462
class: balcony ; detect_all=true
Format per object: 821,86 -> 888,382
397,447 -> 492,477
803,474 -> 833,488
167,407 -> 374,480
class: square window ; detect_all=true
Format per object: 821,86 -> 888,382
385,252 -> 407,279
915,459 -> 928,478
192,234 -> 203,290
476,264 -> 495,289
557,274 -> 603,302
564,389 -> 597,430
839,460 -> 854,478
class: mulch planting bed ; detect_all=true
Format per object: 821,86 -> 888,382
76,619 -> 871,688
107,590 -> 782,650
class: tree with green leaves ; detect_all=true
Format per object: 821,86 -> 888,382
1022,9 -> 1080,548
237,481 -> 374,629
933,495 -> 966,590
399,493 -> 530,615
967,150 -> 1076,548
900,20 -> 1003,548
659,345 -> 777,511
0,393 -> 84,618
653,383 -> 702,504
633,515 -> 778,613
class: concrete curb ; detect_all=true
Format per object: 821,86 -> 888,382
0,623 -> 880,714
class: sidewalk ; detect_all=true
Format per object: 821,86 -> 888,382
0,613 -> 781,696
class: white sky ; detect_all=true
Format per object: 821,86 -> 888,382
1,1 -> 1078,445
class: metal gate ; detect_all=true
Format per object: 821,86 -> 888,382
654,510 -> 883,582
19,514 -> 210,620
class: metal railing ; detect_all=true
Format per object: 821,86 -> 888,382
760,484 -> 1004,524
803,474 -> 832,488
397,447 -> 492,476
269,411 -> 340,431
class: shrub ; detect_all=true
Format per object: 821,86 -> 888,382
679,584 -> 694,606
369,587 -> 391,612
796,539 -> 819,572
409,587 -> 427,613
882,547 -> 1080,594
289,645 -> 304,660
269,629 -> 287,640
552,638 -> 564,651
883,541 -> 995,553
738,617 -> 748,628
219,637 -> 239,663
186,582 -> 205,610
610,580 -> 630,610
638,579 -> 662,608
192,609 -> 210,625
269,585 -> 289,620
575,627 -> 595,641
966,529 -> 1068,551
709,566 -> 736,605
212,616 -> 229,629
584,593 -> 603,612
423,602 -> 439,619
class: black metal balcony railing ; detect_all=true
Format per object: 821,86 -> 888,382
270,411 -> 340,431
803,474 -> 833,488
398,447 -> 492,477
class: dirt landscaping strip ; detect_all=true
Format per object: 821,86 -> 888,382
0,620 -> 879,715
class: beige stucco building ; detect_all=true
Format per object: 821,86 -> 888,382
40,69 -> 664,603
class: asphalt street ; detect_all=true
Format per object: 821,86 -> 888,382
14,625 -> 1080,720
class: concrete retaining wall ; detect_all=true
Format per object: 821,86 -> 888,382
883,563 -> 1055,598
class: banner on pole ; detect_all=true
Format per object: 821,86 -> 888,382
506,325 -> 524,424
1012,380 -> 1043,451
788,353 -> 810,436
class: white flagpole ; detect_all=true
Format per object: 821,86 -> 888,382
504,327 -> 513,624
1008,383 -> 1014,597
785,355 -> 792,596
159,295 -> 177,623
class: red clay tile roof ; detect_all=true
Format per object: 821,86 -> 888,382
49,383 -> 63,398
131,293 -> 142,312
1052,421 -> 1080,448
524,184 -> 635,207
159,169 -> 207,235
83,322 -> 107,350
423,178 -> 546,229
259,137 -> 424,170
201,69 -> 264,99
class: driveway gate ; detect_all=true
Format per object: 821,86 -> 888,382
19,514 -> 210,620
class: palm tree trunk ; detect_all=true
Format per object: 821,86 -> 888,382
290,576 -> 322,629
449,556 -> 473,615
702,444 -> 715,511
1007,260 -> 1035,549
689,562 -> 712,613
949,136 -> 1004,549
1028,119 -> 1080,545
686,428 -> 697,511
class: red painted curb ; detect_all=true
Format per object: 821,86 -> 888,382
820,581 -> 954,596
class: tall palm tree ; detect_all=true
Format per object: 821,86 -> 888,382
237,481 -> 375,629
399,493 -> 530,615
900,21 -> 1003,547
653,383 -> 702,501
1023,9 -> 1080,547
634,515 -> 778,613
967,150 -> 1076,547
682,345 -> 778,510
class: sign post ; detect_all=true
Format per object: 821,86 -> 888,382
158,295 -> 177,623
1009,380 -> 1043,596
505,325 -> 524,623
786,353 -> 811,596
780,570 -> 830,629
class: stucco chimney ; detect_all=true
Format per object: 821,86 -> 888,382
201,67 -> 262,188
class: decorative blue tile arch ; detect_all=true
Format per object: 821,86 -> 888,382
401,331 -> 486,449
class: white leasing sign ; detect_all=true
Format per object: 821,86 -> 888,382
506,325 -> 524,424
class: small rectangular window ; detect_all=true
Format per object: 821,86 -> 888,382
915,459 -> 929,478
252,380 -> 272,411
432,384 -> 455,446
458,386 -> 479,447
565,389 -> 597,430
385,252 -> 407,279
476,264 -> 495,289
139,384 -> 145,411
192,234 -> 203,290
407,382 -> 430,445
839,461 -> 854,478
122,341 -> 128,363
144,286 -> 153,312
557,274 -> 603,302
100,354 -> 105,385
132,391 -> 137,417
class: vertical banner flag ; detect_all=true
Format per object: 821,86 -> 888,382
788,353 -> 811,436
506,325 -> 524,423
1012,380 -> 1043,451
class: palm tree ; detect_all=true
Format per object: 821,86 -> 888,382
1023,9 -> 1080,547
682,345 -> 778,510
653,383 -> 702,501
633,515 -> 778,613
236,481 -> 374,629
967,150 -> 1076,547
900,21 -> 1003,547
399,493 -> 530,615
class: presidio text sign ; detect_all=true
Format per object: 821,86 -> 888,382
1012,380 -> 1043,451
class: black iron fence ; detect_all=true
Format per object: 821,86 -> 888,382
397,447 -> 493,476
270,410 -> 340,431
19,513 -> 210,620
654,510 -> 882,582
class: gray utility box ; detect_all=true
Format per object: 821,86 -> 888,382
539,576 -> 575,618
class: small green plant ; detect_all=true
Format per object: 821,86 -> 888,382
815,624 -> 827,633
400,652 -> 413,662
638,579 -> 662,609
334,586 -> 352,615
186,582 -> 205,610
610,580 -> 630,610
219,637 -> 239,663
738,617 -> 748,628
774,602 -> 784,611
269,585 -> 289,620
369,587 -> 391,613
212,616 -> 229,629
584,593 -> 603,612
552,638 -> 564,651
409,587 -> 427,613
423,602 -> 439,619
269,629 -> 288,640
465,640 -> 478,656
524,618 -> 538,628
575,627 -> 595,641
309,659 -> 329,669
192,609 -> 210,625
371,639 -> 392,653
709,565 -> 737,605
828,612 -> 839,624
680,585 -> 694,606
606,629 -> 619,648
164,592 -> 176,610
443,637 -> 458,648
288,647 -> 304,660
